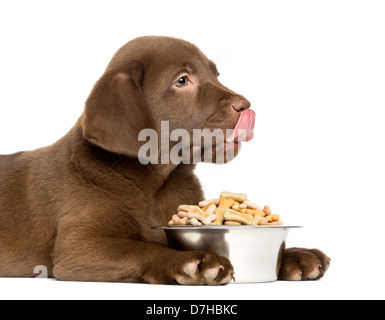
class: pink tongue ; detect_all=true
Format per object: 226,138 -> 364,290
226,109 -> 256,143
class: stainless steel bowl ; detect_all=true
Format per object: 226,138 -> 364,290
154,225 -> 301,283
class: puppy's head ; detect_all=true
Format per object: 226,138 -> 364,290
82,36 -> 254,164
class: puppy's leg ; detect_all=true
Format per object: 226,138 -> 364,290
278,248 -> 331,281
53,235 -> 234,285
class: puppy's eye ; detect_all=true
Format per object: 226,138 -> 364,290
174,76 -> 189,88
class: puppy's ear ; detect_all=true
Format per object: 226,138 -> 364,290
82,63 -> 155,157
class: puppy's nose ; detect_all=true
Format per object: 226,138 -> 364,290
232,98 -> 251,113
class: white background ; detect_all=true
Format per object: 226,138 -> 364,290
1,0 -> 384,300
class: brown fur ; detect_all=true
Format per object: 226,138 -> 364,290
0,36 -> 329,284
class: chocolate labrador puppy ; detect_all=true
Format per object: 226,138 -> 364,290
0,36 -> 330,284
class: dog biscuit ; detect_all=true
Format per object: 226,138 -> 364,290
220,192 -> 248,203
252,214 -> 263,225
240,209 -> 265,217
269,221 -> 283,225
178,211 -> 188,218
170,191 -> 283,226
258,217 -> 269,225
242,200 -> 257,209
169,214 -> 187,226
211,197 -> 237,225
188,207 -> 216,225
232,204 -> 240,211
199,198 -> 220,208
224,221 -> 242,226
204,203 -> 217,215
211,208 -> 225,225
272,214 -> 280,222
178,205 -> 198,213
187,218 -> 202,226
263,205 -> 272,216
224,209 -> 253,225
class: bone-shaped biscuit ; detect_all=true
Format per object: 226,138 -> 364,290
198,198 -> 220,208
211,197 -> 237,225
172,193 -> 283,226
169,214 -> 188,226
177,205 -> 216,225
188,207 -> 216,225
220,192 -> 248,203
242,200 -> 258,210
224,221 -> 241,226
203,204 -> 217,215
187,218 -> 202,226
252,214 -> 263,225
223,209 -> 253,225
177,205 -> 201,218
178,205 -> 198,213
240,209 -> 265,217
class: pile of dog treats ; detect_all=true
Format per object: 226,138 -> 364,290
168,191 -> 283,226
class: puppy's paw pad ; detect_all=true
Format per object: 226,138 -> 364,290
175,260 -> 202,285
182,260 -> 201,278
175,253 -> 234,286
288,271 -> 302,281
203,266 -> 223,283
306,266 -> 321,280
279,248 -> 330,281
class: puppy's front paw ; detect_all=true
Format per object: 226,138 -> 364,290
279,248 -> 331,281
175,253 -> 234,285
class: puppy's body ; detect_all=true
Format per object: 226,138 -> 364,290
0,123 -> 203,281
0,36 -> 330,283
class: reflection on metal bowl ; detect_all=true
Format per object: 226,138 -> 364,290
153,225 -> 301,283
